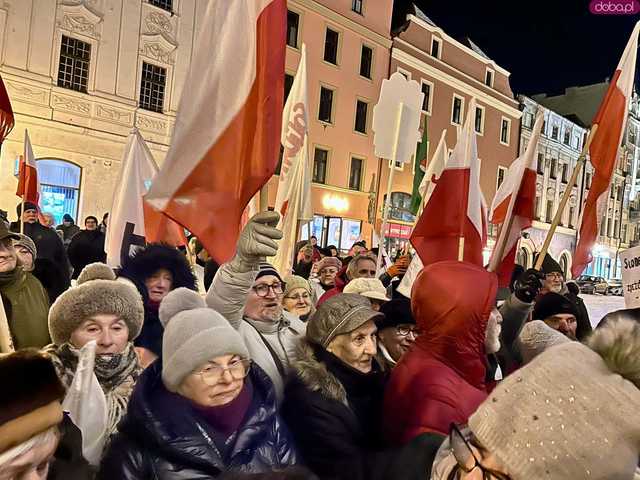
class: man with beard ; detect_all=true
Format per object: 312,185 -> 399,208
67,216 -> 106,279
532,292 -> 579,340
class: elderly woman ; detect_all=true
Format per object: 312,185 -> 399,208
282,275 -> 315,320
13,234 -> 36,272
45,263 -> 144,441
99,288 -> 297,479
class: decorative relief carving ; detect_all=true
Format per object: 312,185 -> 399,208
5,81 -> 47,104
139,42 -> 175,64
57,14 -> 101,39
96,104 -> 132,124
136,114 -> 167,133
145,12 -> 173,37
52,94 -> 91,115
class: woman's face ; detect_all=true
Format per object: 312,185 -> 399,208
70,314 -> 129,355
327,320 -> 378,373
15,246 -> 33,271
283,287 -> 312,317
178,354 -> 248,407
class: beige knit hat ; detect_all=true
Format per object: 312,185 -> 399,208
469,318 -> 640,480
283,275 -> 311,298
343,278 -> 390,302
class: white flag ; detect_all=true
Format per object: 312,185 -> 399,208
272,44 -> 313,275
105,128 -> 159,267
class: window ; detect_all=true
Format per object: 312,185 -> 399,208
324,28 -> 339,65
550,159 -> 557,179
551,125 -> 559,140
149,0 -> 172,11
37,159 -> 81,226
546,199 -> 554,223
500,118 -> 510,145
318,86 -> 334,123
523,112 -> 534,128
537,153 -> 544,174
284,73 -> 294,102
139,62 -> 166,113
586,172 -> 592,188
617,185 -> 623,201
535,195 -> 541,220
542,119 -> 547,135
474,106 -> 484,134
384,192 -> 415,222
349,157 -> 363,190
352,0 -> 363,14
287,11 -> 300,48
417,81 -> 431,114
313,148 -> 328,183
354,100 -> 368,134
451,95 -> 464,125
431,37 -> 442,59
569,206 -> 575,228
610,186 -> 615,199
622,224 -> 628,242
561,163 -> 568,183
57,36 -> 91,93
485,69 -> 494,87
496,166 -> 507,189
563,129 -> 571,145
360,45 -> 373,79
614,219 -> 620,239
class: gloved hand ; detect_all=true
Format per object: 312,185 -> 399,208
386,255 -> 410,278
514,268 -> 544,303
232,211 -> 283,272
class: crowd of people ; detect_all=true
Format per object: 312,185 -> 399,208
0,208 -> 639,480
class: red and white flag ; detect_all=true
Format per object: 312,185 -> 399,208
573,22 -> 639,277
410,98 -> 487,267
272,44 -> 313,275
488,112 -> 544,286
0,75 -> 14,148
16,130 -> 40,205
145,0 -> 286,264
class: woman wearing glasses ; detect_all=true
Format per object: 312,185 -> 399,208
282,275 -> 315,320
99,288 -> 297,479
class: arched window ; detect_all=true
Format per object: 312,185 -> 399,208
516,247 -> 529,268
36,159 -> 81,226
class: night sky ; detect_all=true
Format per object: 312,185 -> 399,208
393,0 -> 639,96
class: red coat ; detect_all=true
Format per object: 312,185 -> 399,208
383,261 -> 498,443
317,266 -> 348,305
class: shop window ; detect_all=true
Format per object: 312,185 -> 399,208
37,159 -> 81,226
383,192 -> 415,223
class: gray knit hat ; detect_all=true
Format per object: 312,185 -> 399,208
159,288 -> 250,392
517,320 -> 571,364
13,233 -> 36,260
48,263 -> 144,345
307,293 -> 383,348
469,318 -> 640,480
283,275 -> 311,297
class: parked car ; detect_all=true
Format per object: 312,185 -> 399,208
607,279 -> 623,296
576,275 -> 609,295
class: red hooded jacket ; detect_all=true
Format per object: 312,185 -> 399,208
383,261 -> 498,443
316,265 -> 348,305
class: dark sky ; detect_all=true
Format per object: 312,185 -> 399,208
393,0 -> 639,96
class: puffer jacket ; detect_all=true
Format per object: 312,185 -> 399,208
383,261 -> 498,442
98,361 -> 297,479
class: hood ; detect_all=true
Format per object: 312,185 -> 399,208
411,261 -> 498,389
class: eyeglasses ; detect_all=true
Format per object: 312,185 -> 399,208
252,282 -> 284,297
285,292 -> 310,302
396,325 -> 421,338
450,423 -> 510,480
197,359 -> 251,385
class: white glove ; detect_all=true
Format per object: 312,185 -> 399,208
232,211 -> 282,271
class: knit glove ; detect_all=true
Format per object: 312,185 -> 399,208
231,211 -> 283,272
514,268 -> 544,303
386,255 -> 410,278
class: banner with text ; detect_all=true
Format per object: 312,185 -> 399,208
619,245 -> 640,308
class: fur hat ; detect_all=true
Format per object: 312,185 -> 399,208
469,318 -> 640,480
532,292 -> 578,321
0,349 -> 65,454
13,233 -> 36,259
48,263 -> 144,345
160,288 -> 250,392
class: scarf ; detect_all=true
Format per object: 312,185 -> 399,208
0,267 -> 21,289
44,342 -> 141,437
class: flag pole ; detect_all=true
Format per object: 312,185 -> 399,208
534,124 -> 598,270
259,186 -> 269,213
488,213 -> 515,272
19,195 -> 24,234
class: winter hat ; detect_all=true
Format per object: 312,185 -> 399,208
533,253 -> 563,276
283,275 -> 311,298
517,320 -> 571,364
343,278 -> 390,302
532,292 -> 578,321
469,318 -> 640,480
16,201 -> 38,216
307,293 -> 383,349
315,256 -> 342,273
0,349 -> 65,454
255,262 -> 283,283
160,287 -> 250,392
62,214 -> 73,222
48,263 -> 144,345
377,297 -> 414,330
13,233 -> 36,259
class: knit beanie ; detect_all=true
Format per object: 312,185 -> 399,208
48,263 -> 144,345
160,288 -> 250,392
13,233 -> 37,259
315,256 -> 342,273
469,318 -> 640,480
377,297 -> 414,330
255,262 -> 282,282
517,320 -> 571,364
16,201 -> 38,216
283,275 -> 311,297
533,253 -> 563,276
532,292 -> 578,321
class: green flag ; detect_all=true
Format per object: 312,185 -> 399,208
409,118 -> 429,215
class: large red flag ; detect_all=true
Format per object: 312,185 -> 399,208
0,76 -> 14,147
410,98 -> 487,267
572,22 -> 639,278
145,0 -> 285,264
15,130 -> 40,205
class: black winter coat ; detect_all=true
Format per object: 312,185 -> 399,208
67,229 -> 106,279
281,341 -> 444,480
99,361 -> 297,480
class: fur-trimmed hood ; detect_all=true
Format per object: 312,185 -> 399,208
117,243 -> 197,300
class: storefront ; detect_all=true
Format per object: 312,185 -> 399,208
382,222 -> 412,259
300,214 -> 363,254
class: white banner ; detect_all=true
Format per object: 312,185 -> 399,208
620,246 -> 640,309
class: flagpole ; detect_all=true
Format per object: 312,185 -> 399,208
534,124 -> 599,270
259,186 -> 269,213
19,195 -> 24,234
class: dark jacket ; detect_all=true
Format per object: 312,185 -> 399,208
281,340 -> 444,480
55,222 -> 80,244
118,244 -> 197,357
564,290 -> 592,340
67,229 -> 106,279
99,361 -> 297,479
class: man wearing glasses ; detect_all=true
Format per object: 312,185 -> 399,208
207,212 -> 306,402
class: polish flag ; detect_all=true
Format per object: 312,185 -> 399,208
488,112 -> 544,286
272,44 -> 313,275
16,130 -> 40,205
410,98 -> 487,267
145,0 -> 286,264
573,22 -> 639,278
